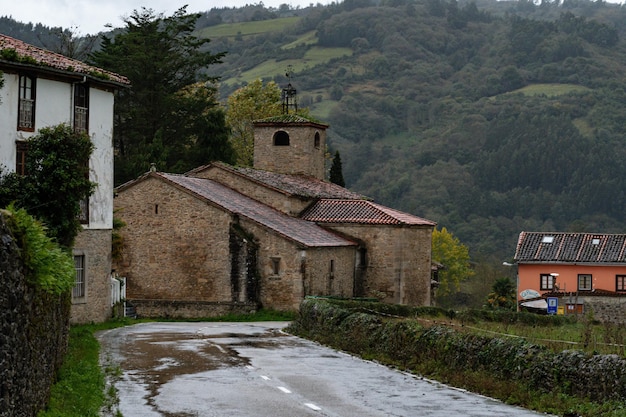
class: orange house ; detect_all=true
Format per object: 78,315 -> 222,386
513,232 -> 626,315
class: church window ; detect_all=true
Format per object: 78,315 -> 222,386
314,132 -> 320,149
273,131 -> 290,146
271,257 -> 281,275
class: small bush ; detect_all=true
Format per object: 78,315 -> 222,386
4,205 -> 74,294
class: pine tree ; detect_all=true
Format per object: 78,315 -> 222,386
90,6 -> 232,184
329,151 -> 345,187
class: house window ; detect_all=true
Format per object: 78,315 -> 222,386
74,84 -> 89,133
273,131 -> 290,146
540,274 -> 554,291
16,141 -> 28,175
578,274 -> 592,291
78,197 -> 89,224
617,275 -> 626,292
18,74 -> 35,131
73,255 -> 86,299
542,235 -> 554,243
271,257 -> 281,275
314,132 -> 320,149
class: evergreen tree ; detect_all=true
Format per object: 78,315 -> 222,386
90,6 -> 232,184
329,151 -> 345,187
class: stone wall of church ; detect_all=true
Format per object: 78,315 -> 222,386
114,177 -> 233,308
237,218 -> 357,311
325,224 -> 433,306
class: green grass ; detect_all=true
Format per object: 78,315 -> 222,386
38,310 -> 294,416
282,30 -> 318,49
512,83 -> 592,97
224,47 -> 352,85
457,317 -> 626,356
196,17 -> 300,39
38,322 -> 123,417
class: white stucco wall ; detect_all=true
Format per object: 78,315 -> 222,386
87,87 -> 114,229
0,72 -> 22,168
0,71 -> 114,229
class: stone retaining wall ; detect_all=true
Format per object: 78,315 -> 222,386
0,213 -> 70,417
289,298 -> 626,403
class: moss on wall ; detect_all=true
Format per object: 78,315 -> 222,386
289,298 -> 626,404
0,212 -> 71,416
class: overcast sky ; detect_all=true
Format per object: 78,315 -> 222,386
3,0 -> 317,35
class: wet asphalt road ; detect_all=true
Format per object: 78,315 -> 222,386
97,322 -> 552,417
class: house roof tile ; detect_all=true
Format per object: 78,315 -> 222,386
514,232 -> 626,263
0,34 -> 130,86
301,199 -> 437,226
158,173 -> 356,248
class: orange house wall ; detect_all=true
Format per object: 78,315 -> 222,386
518,264 -> 626,300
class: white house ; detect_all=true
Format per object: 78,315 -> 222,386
0,34 -> 129,323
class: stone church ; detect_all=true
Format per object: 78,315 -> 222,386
113,114 -> 436,318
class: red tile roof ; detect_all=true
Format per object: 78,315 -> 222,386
0,34 -> 130,86
158,173 -> 357,248
514,232 -> 626,263
301,199 -> 437,226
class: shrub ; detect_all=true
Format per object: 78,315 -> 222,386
4,205 -> 74,294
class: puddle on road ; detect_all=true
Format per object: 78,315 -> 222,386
113,328 -> 298,416
121,332 -> 249,383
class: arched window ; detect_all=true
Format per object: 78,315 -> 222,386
273,130 -> 290,146
314,132 -> 320,148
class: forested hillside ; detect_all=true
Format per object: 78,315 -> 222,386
3,0 -> 626,273
199,0 -> 626,266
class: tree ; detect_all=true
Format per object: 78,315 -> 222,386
169,82 -> 235,172
431,227 -> 474,296
226,79 -> 282,166
40,27 -> 99,60
329,151 -> 345,186
0,124 -> 95,249
90,6 -> 230,184
485,277 -> 516,310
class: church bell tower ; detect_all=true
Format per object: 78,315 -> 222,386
252,77 -> 328,180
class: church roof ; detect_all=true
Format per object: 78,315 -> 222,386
189,162 -> 368,200
235,166 -> 367,200
253,114 -> 328,128
157,173 -> 357,248
0,34 -> 130,87
301,199 -> 436,226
